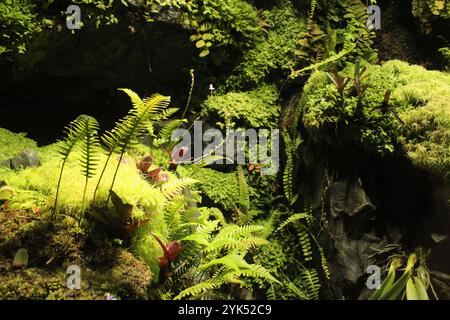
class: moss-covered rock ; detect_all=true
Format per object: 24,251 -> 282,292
178,166 -> 240,211
300,60 -> 450,177
202,84 -> 280,129
0,211 -> 153,300
0,128 -> 38,161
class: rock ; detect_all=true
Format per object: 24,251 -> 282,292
0,148 -> 40,170
329,177 -> 376,218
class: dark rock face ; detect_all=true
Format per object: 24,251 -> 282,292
0,20 -> 197,145
300,141 -> 449,299
329,178 -> 376,218
0,148 -> 40,170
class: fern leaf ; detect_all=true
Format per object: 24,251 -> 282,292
290,42 -> 356,79
79,116 -> 100,179
276,213 -> 308,232
299,268 -> 320,300
94,89 -> 170,202
52,115 -> 98,221
284,279 -> 310,300
161,178 -> 199,199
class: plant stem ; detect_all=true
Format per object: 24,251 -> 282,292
51,158 -> 68,223
181,69 -> 194,119
93,152 -> 112,202
106,152 -> 124,205
79,176 -> 88,224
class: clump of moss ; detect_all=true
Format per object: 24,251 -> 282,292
178,166 -> 240,211
300,60 -> 450,177
0,205 -> 154,300
0,128 -> 38,160
202,84 -> 280,129
1,141 -> 166,219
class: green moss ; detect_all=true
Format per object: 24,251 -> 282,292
0,128 -> 38,160
0,207 -> 153,300
1,142 -> 166,218
226,0 -> 307,88
178,166 -> 240,211
202,84 -> 280,129
300,60 -> 450,176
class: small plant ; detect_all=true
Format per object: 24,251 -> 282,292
52,115 -> 99,222
93,89 -> 171,204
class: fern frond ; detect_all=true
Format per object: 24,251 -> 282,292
284,278 -> 310,300
276,213 -> 308,232
290,42 -> 357,79
52,115 -> 98,221
93,89 -> 170,202
299,228 -> 313,261
299,268 -> 320,299
161,177 -> 199,199
308,0 -> 317,23
174,278 -> 222,300
227,264 -> 280,284
79,116 -> 100,179
216,224 -> 264,239
203,236 -> 268,253
156,119 -> 187,144
200,254 -> 250,271
282,129 -> 301,204
317,243 -> 330,279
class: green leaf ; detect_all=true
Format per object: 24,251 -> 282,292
199,49 -> 210,58
202,33 -> 213,40
13,248 -> 28,269
0,186 -> 14,201
196,40 -> 206,48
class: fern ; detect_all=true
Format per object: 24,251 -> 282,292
93,89 -> 170,203
290,42 -> 356,79
157,119 -> 187,144
275,213 -> 308,232
298,227 -> 313,262
78,115 -> 100,221
284,278 -> 310,300
161,177 -> 199,199
299,268 -> 320,299
52,115 -> 98,221
282,129 -> 301,204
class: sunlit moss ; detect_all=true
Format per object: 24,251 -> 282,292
0,128 -> 38,160
300,60 -> 450,176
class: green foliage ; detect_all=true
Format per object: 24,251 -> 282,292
149,0 -> 261,57
236,166 -> 250,214
0,0 -> 41,58
412,0 -> 450,33
178,166 -> 240,211
439,47 -> 450,71
300,60 -> 450,176
281,130 -> 302,205
52,115 -> 99,221
175,221 -> 277,299
94,89 -> 170,203
202,84 -> 280,129
226,0 -> 307,88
